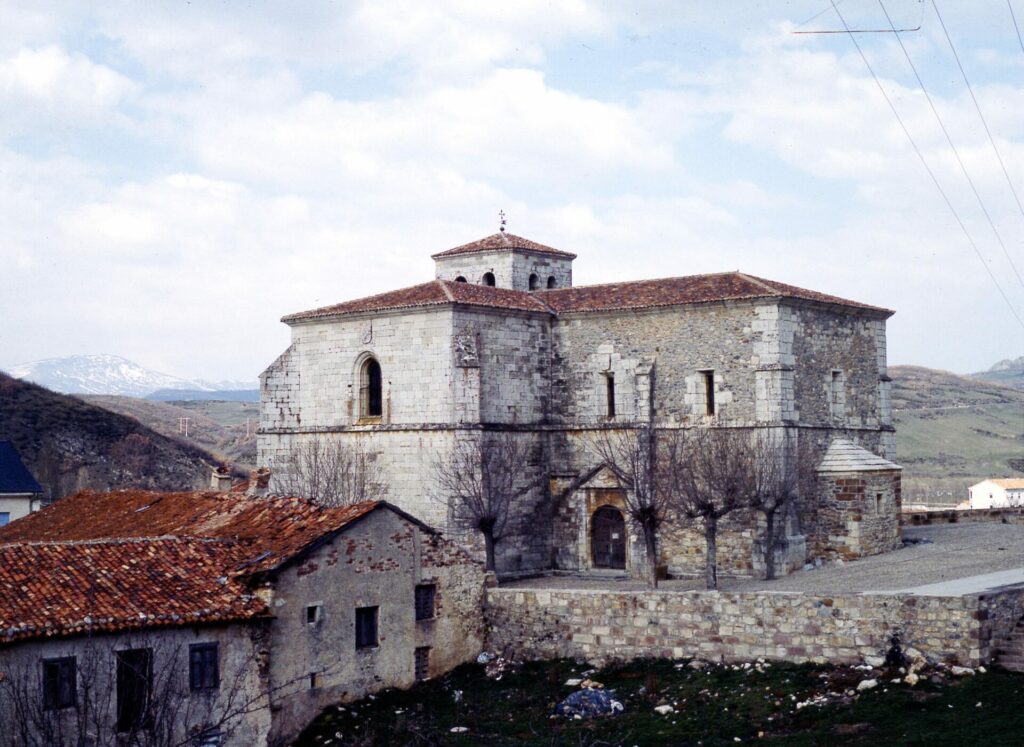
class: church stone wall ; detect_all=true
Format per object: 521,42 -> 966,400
434,250 -> 572,291
551,303 -> 762,425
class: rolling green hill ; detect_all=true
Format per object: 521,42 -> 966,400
890,365 -> 1024,506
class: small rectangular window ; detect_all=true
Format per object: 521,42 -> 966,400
875,493 -> 883,514
305,604 -> 322,625
415,584 -> 436,621
605,373 -> 616,418
830,370 -> 845,417
0,513 -> 9,526
42,657 -> 76,710
189,643 -> 219,691
414,647 -> 431,682
309,672 -> 320,689
355,606 -> 379,649
700,370 -> 715,415
192,730 -> 223,747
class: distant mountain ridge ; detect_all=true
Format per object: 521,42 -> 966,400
8,354 -> 257,398
969,355 -> 1024,390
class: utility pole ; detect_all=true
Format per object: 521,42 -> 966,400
178,417 -> 190,437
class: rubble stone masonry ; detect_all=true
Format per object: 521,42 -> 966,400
485,586 -> 1024,668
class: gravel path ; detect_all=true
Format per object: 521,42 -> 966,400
502,522 -> 1024,595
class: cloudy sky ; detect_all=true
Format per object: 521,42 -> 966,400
1,1 -> 1023,381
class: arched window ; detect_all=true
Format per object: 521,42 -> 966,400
454,276 -> 467,283
360,358 -> 382,418
528,273 -> 539,290
547,276 -> 557,289
482,272 -> 496,287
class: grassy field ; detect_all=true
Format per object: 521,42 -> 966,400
295,658 -> 1024,746
890,366 -> 1024,506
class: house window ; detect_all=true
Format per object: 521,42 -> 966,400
454,276 -> 467,282
482,272 -> 496,286
42,657 -> 76,710
0,512 -> 8,527
116,648 -> 152,733
699,370 -> 715,416
547,276 -> 557,289
309,672 -> 320,689
830,370 -> 845,417
305,604 -> 322,625
875,493 -> 883,514
414,647 -> 431,682
189,643 -> 219,691
360,358 -> 383,418
415,584 -> 436,621
192,729 -> 223,747
529,273 -> 539,290
355,606 -> 379,649
605,373 -> 616,418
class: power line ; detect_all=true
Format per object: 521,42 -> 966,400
1010,1 -> 1024,54
828,0 -> 1024,332
933,0 -> 1024,288
877,0 -> 1024,293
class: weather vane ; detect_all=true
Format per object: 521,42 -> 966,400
499,210 -> 507,232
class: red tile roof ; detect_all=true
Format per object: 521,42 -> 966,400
282,279 -> 552,322
283,271 -> 891,322
538,272 -> 892,315
0,538 -> 266,643
0,490 -> 398,643
431,231 -> 577,259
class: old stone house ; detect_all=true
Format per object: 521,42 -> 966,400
0,439 -> 43,526
0,486 -> 484,745
259,230 -> 901,580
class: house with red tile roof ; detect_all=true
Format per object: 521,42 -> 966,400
259,229 -> 900,582
0,486 -> 484,744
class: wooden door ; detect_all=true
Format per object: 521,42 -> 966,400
591,506 -> 626,569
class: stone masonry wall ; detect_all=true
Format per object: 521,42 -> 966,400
434,250 -> 573,291
485,586 -> 1024,667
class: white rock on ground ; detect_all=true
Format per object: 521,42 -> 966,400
856,679 -> 878,692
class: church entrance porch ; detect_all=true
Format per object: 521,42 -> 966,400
591,506 -> 626,569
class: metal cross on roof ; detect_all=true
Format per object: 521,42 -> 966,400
499,210 -> 507,232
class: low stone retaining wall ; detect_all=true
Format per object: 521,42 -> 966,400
902,507 -> 1024,526
485,585 -> 1024,668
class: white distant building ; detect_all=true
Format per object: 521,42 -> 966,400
967,479 -> 1024,509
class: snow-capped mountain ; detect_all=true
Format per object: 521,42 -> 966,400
6,355 -> 255,397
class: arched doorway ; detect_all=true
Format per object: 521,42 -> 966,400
591,506 -> 626,569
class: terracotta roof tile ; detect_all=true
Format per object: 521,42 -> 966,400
431,231 -> 577,259
538,272 -> 892,316
0,538 -> 267,643
282,280 -> 551,322
0,491 -> 395,642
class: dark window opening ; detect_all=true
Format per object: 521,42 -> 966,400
700,370 -> 715,416
116,648 -> 152,733
547,275 -> 557,289
415,584 -> 436,621
415,647 -> 431,682
482,272 -> 496,286
361,358 -> 382,418
454,276 -> 467,282
528,273 -> 539,290
189,643 -> 219,691
875,493 -> 883,514
42,657 -> 76,710
305,604 -> 321,625
192,729 -> 223,747
309,672 -> 320,689
355,606 -> 379,649
605,373 -> 616,418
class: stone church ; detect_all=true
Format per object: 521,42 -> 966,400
259,230 -> 901,579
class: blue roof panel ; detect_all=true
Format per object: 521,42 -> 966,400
0,440 -> 43,494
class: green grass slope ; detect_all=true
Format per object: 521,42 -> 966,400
890,365 -> 1024,506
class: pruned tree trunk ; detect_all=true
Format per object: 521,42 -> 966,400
704,516 -> 718,590
482,530 -> 497,572
642,519 -> 659,589
763,508 -> 777,581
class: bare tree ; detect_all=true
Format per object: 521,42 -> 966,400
274,436 -> 388,506
666,428 -> 757,590
432,431 -> 539,573
748,432 -> 817,581
0,633 -> 281,747
589,424 -> 669,588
